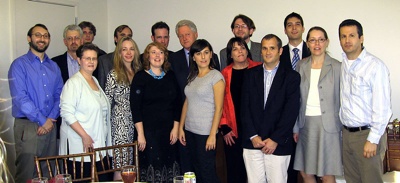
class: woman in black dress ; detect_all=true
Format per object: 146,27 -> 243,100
130,42 -> 181,182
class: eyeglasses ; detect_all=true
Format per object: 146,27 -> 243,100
308,38 -> 326,44
66,36 -> 81,42
82,57 -> 97,62
33,33 -> 50,39
234,24 -> 248,29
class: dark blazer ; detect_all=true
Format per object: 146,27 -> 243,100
52,52 -> 70,84
293,55 -> 342,133
280,41 -> 311,70
97,52 -> 115,90
219,41 -> 262,70
170,48 -> 220,100
241,64 -> 300,155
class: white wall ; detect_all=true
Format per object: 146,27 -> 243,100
107,0 -> 400,119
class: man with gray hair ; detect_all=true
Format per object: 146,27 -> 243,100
52,24 -> 83,146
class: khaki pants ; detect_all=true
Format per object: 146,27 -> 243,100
342,128 -> 386,183
14,118 -> 57,183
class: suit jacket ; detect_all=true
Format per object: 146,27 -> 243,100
241,64 -> 300,155
170,48 -> 220,100
280,41 -> 311,70
293,55 -> 342,133
97,52 -> 115,90
220,41 -> 262,70
52,52 -> 70,84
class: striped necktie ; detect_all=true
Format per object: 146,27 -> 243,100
292,48 -> 300,70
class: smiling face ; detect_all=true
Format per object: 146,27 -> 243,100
284,17 -> 305,41
78,50 -> 98,75
193,47 -> 212,69
120,40 -> 135,64
232,18 -> 253,42
177,25 -> 198,50
339,25 -> 364,60
148,46 -> 165,69
64,30 -> 82,53
307,29 -> 329,57
261,37 -> 282,69
231,42 -> 248,64
28,26 -> 50,53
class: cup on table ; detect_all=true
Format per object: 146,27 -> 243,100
31,177 -> 48,183
173,175 -> 184,183
121,165 -> 137,183
55,174 -> 72,183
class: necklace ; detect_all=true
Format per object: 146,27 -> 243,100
148,69 -> 165,79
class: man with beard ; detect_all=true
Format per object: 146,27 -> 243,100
8,23 -> 63,183
219,14 -> 262,69
52,24 -> 83,147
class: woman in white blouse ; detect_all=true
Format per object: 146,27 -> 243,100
59,43 -> 112,181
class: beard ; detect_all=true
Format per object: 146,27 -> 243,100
29,41 -> 49,53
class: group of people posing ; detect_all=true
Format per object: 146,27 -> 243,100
9,11 -> 391,183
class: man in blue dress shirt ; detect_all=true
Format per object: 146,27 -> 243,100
8,23 -> 63,183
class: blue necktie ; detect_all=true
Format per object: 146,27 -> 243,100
292,48 -> 300,70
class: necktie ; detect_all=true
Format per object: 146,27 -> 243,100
292,48 -> 300,70
186,52 -> 190,68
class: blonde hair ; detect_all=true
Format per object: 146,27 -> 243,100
113,37 -> 141,85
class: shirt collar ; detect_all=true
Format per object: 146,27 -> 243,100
263,62 -> 280,73
27,50 -> 50,63
288,41 -> 304,52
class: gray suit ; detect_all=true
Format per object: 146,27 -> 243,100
293,54 -> 342,133
97,52 -> 114,90
219,40 -> 261,69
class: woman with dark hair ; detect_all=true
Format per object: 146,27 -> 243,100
293,26 -> 342,183
105,37 -> 141,180
178,39 -> 225,183
220,37 -> 261,183
130,42 -> 181,182
59,43 -> 112,181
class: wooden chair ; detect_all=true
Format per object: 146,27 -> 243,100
34,151 -> 96,182
93,142 -> 139,181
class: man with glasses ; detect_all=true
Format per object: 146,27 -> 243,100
8,23 -> 63,183
97,24 -> 132,90
52,24 -> 83,148
219,14 -> 262,69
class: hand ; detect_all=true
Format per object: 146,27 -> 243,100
178,128 -> 186,146
261,138 -> 278,154
170,126 -> 179,145
251,136 -> 265,148
223,131 -> 236,146
206,135 -> 216,151
37,126 -> 47,136
364,141 -> 377,158
81,134 -> 94,152
293,133 -> 299,143
137,133 -> 146,151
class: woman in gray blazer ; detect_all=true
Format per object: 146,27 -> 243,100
293,27 -> 343,183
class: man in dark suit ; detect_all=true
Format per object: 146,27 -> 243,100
52,24 -> 83,144
140,21 -> 174,63
170,19 -> 220,101
220,14 -> 262,69
280,12 -> 311,71
97,25 -> 132,90
242,34 -> 300,183
279,12 -> 311,183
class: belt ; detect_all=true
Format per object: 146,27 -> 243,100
16,117 -> 28,119
343,125 -> 370,132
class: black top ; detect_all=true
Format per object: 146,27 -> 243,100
130,70 -> 181,131
231,68 -> 246,136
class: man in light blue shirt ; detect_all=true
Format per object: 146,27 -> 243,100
339,19 -> 392,183
8,23 -> 63,183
